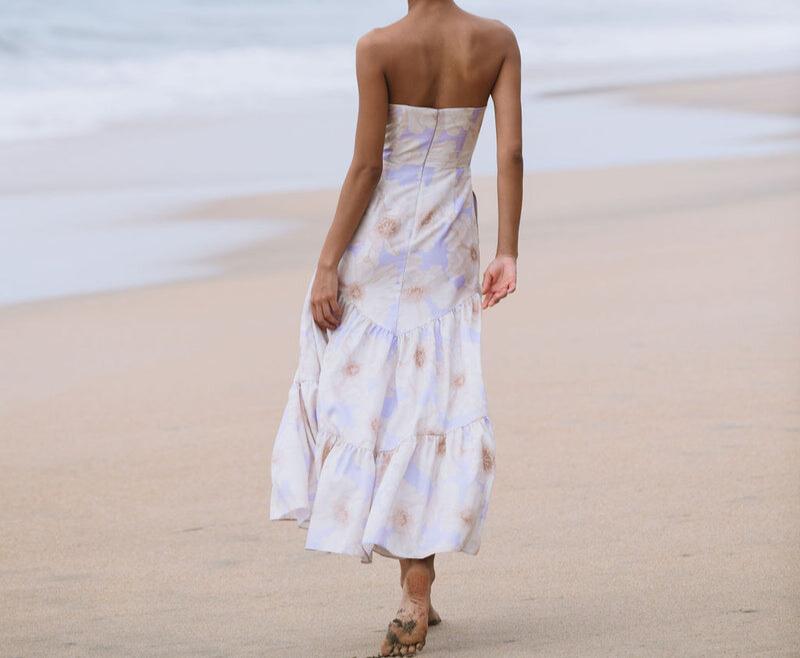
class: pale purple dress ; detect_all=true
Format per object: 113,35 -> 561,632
270,104 -> 495,563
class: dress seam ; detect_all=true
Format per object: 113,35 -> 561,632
317,414 -> 491,455
341,290 -> 479,338
394,108 -> 439,333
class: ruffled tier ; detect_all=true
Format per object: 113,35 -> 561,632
270,292 -> 495,563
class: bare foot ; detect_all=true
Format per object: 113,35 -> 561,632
380,560 -> 431,656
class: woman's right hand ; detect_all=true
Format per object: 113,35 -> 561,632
310,264 -> 343,331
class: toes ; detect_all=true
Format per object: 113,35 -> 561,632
382,626 -> 399,656
384,641 -> 424,657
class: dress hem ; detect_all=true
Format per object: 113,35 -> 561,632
301,540 -> 482,564
270,414 -> 495,565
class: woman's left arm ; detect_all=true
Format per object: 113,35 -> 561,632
310,31 -> 388,331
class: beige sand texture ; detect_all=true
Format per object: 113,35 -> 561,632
2,78 -> 800,656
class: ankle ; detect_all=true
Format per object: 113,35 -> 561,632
403,569 -> 432,603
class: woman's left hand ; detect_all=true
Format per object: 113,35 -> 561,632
481,254 -> 517,309
310,264 -> 342,331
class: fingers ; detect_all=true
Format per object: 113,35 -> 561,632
329,296 -> 343,320
482,284 -> 498,309
481,268 -> 496,309
483,287 -> 506,309
322,298 -> 341,328
487,286 -> 508,308
311,302 -> 330,331
311,297 -> 341,331
481,268 -> 494,295
483,279 -> 516,309
483,282 -> 508,309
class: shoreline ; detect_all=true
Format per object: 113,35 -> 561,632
2,68 -> 799,309
1,149 -> 797,314
3,68 -> 799,309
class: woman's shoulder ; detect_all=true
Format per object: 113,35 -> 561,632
354,22 -> 397,62
357,10 -> 516,49
464,13 -> 519,48
353,10 -> 518,81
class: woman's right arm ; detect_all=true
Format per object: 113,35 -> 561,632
310,31 -> 388,330
482,25 -> 523,309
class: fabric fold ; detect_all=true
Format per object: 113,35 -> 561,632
269,380 -> 319,528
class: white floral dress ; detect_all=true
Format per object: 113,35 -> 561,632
270,103 -> 495,563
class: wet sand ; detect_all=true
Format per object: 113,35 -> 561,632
543,69 -> 800,117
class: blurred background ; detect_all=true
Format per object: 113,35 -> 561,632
1,0 -> 798,303
2,2 -> 799,656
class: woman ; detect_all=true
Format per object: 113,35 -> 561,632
270,1 -> 522,655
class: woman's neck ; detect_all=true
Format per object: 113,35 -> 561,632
407,0 -> 455,14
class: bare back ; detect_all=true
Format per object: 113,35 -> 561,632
355,3 -> 523,268
373,5 -> 510,108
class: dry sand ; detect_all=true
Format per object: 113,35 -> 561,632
2,76 -> 800,656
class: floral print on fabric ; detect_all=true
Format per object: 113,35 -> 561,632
270,104 -> 495,563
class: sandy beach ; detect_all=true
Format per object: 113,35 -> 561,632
2,72 -> 799,656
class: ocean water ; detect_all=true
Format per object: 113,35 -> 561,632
1,0 -> 799,141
